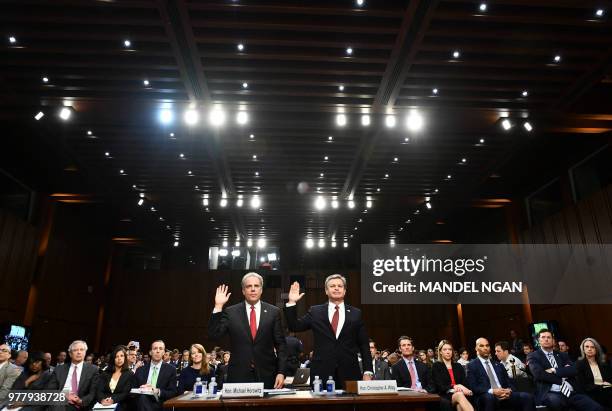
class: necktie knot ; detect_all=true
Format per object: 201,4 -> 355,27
334,305 -> 339,311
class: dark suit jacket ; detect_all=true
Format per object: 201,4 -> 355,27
96,369 -> 136,405
133,361 -> 177,411
431,361 -> 467,395
372,358 -> 392,380
575,359 -> 611,394
392,357 -> 432,391
528,349 -> 576,405
208,301 -> 287,387
466,357 -> 513,396
284,303 -> 372,388
46,363 -> 99,410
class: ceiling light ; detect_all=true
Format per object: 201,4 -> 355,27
139,193 -> 145,198
377,188 -> 380,192
328,136 -> 333,141
425,202 -> 432,209
348,200 -> 355,209
105,152 -> 110,157
356,0 -> 364,6
501,119 -> 512,130
314,196 -> 327,210
123,39 -> 131,48
306,239 -> 314,249
231,250 -> 241,257
554,55 -> 561,63
138,199 -> 144,206
254,171 -> 259,176
338,85 -> 344,91
237,43 -> 244,51
203,198 -> 209,206
452,50 -> 460,59
343,242 -> 348,248
257,238 -> 266,248
42,77 -> 49,83
461,158 -> 467,163
346,47 -> 353,55
218,249 -> 228,257
235,240 -> 241,247
250,195 -> 261,208
119,169 -> 125,175
406,109 -> 424,131
236,111 -> 248,125
522,90 -> 529,97
247,239 -> 253,247
479,3 -> 487,12
209,108 -> 226,126
331,241 -> 337,248
595,9 -> 604,17
318,239 -> 325,248
361,114 -> 371,126
184,109 -> 199,125
523,121 -> 533,132
236,195 -> 244,207
222,240 -> 228,247
87,130 -> 92,136
187,170 -> 192,175
58,107 -> 72,121
173,241 -> 179,247
143,79 -> 150,86
385,115 -> 396,128
336,113 -> 347,126
8,36 -> 17,44
179,153 -> 185,159
319,173 -> 324,178
390,239 -> 396,246
446,174 -> 452,179
159,108 -> 174,124
393,157 -> 398,162
479,138 -> 485,144
331,199 -> 339,209
249,134 -> 255,139
34,111 -> 44,120
366,200 -> 373,208
324,156 -> 329,161
169,132 -> 175,137
220,198 -> 228,207
242,82 -> 248,89
432,88 -> 438,95
252,154 -> 257,160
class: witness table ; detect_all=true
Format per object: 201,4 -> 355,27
164,390 -> 440,411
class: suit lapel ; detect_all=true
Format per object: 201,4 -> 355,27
254,303 -> 268,343
78,365 -> 90,391
319,304 -> 336,339
239,302 -> 253,342
337,305 -> 352,340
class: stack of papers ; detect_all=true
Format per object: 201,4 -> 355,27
263,388 -> 296,396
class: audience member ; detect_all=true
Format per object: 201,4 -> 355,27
44,352 -> 53,372
419,349 -> 433,369
575,337 -> 612,409
177,344 -> 214,393
431,340 -> 474,411
56,351 -> 67,367
466,337 -> 534,411
369,339 -> 391,380
510,330 -> 524,358
96,345 -> 135,409
428,348 -> 438,364
10,351 -> 52,411
178,350 -> 190,373
495,341 -> 528,379
133,340 -> 177,411
457,347 -> 470,370
216,351 -> 230,386
0,343 -> 21,408
127,348 -> 143,373
557,339 -> 576,361
392,336 -> 431,392
14,350 -> 28,370
285,333 -> 303,377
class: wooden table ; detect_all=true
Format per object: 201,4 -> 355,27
164,390 -> 440,410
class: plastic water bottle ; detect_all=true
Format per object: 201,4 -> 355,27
193,377 -> 203,398
313,375 -> 321,394
208,377 -> 218,395
326,375 -> 335,394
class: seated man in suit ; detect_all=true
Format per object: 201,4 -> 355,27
0,344 -> 22,408
392,336 -> 432,392
494,341 -> 528,379
133,340 -> 178,411
46,340 -> 99,410
528,329 -> 603,411
370,339 -> 391,380
466,337 -> 534,411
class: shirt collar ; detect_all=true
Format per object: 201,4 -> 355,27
541,347 -> 554,355
150,360 -> 162,368
71,361 -> 83,369
328,301 -> 345,310
246,300 -> 261,309
478,355 -> 492,364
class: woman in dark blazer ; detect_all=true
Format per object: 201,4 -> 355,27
576,337 -> 612,409
177,344 -> 215,393
96,345 -> 136,409
11,351 -> 53,411
431,340 -> 474,411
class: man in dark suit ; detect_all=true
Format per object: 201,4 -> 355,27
370,339 -> 391,380
392,336 -> 431,391
285,333 -> 303,377
284,274 -> 373,389
528,329 -> 603,411
133,340 -> 177,411
466,337 -> 534,411
208,272 -> 287,389
46,340 -> 99,411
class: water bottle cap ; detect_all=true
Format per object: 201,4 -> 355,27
196,377 -> 201,381
328,376 -> 333,379
211,377 -> 216,381
315,376 -> 319,379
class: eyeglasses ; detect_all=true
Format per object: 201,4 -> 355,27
0,348 -> 10,353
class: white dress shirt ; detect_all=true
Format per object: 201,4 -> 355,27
245,300 -> 262,329
541,348 -> 561,392
63,361 -> 84,392
478,356 -> 501,394
327,302 -> 345,339
147,361 -> 162,386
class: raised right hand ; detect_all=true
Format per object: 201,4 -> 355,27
288,281 -> 305,304
215,284 -> 231,308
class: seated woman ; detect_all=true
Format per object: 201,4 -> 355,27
96,345 -> 136,409
177,344 -> 215,393
10,351 -> 53,411
576,337 -> 612,410
457,347 -> 470,371
431,340 -> 474,411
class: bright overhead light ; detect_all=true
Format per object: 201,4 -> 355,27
338,85 -> 344,91
479,3 -> 487,12
366,200 -> 372,208
8,36 -> 17,44
446,174 -> 452,180
336,114 -> 347,127
236,111 -> 248,125
390,239 -> 396,246
314,196 -> 327,210
343,242 -> 348,248
159,109 -> 174,124
231,250 -> 241,257
218,249 -> 228,257
143,79 -> 150,86
318,239 -> 326,248
501,119 -> 512,130
87,130 -> 93,136
247,239 -> 253,247
306,239 -> 314,249
356,0 -> 364,6
432,88 -> 438,95
209,108 -> 226,126
348,200 -> 355,209
119,169 -> 125,175
202,198 -> 209,206
328,136 -> 333,141
346,47 -> 353,55
187,170 -> 192,175
173,241 -> 179,247
257,238 -> 266,248
42,77 -> 49,83
554,55 -> 561,63
139,193 -> 145,198
222,240 -> 228,247
461,158 -> 467,163
249,134 -> 255,139
254,171 -> 259,176
331,199 -> 339,209
523,121 -> 533,132
138,199 -> 144,206
242,82 -> 248,89
331,241 -> 337,248
425,202 -> 432,209
385,115 -> 396,128
123,39 -> 131,48
179,153 -> 185,159
58,107 -> 72,121
452,50 -> 460,59
522,90 -> 529,97
237,43 -> 244,51
361,114 -> 371,126
105,152 -> 110,157
595,9 -> 604,17
236,195 -> 244,207
384,173 -> 389,178
184,109 -> 199,125
34,111 -> 44,120
250,195 -> 261,208
324,156 -> 329,161
393,157 -> 399,162
406,110 -> 424,131
252,154 -> 257,160
220,198 -> 228,207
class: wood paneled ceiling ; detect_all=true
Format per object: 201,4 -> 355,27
2,0 -> 612,253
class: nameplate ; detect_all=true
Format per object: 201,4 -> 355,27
346,380 -> 398,395
222,383 -> 264,398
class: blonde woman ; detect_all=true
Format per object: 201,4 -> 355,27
431,340 -> 474,411
177,344 -> 215,393
576,337 -> 612,409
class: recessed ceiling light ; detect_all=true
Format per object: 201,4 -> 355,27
432,88 -> 438,95
242,82 -> 248,88
331,241 -> 337,248
404,137 -> 410,142
385,115 -> 396,128
255,171 -> 259,176
452,50 -> 460,59
406,110 -> 424,131
338,85 -> 344,91
220,198 -> 227,207
184,109 -> 199,125
348,200 -> 355,209
159,108 -> 174,124
123,39 -> 131,48
42,77 -> 49,83
328,135 -> 333,141
236,111 -> 248,125
596,9 -> 605,17
393,157 -> 398,162
376,188 -> 381,192
522,90 -> 528,97
143,79 -> 150,86
187,170 -> 192,175
87,130 -> 92,135
554,55 -> 561,63
324,156 -> 329,161
343,242 -> 348,248
361,114 -> 371,126
384,173 -> 389,178
336,114 -> 347,127
314,196 -> 326,210
169,132 -> 175,137
34,111 -> 44,120
237,43 -> 245,51
446,174 -> 452,179
479,138 -> 485,144
306,238 -> 314,249
479,3 -> 487,12
320,173 -> 324,178
209,107 -> 227,126
179,153 -> 185,158
58,107 -> 72,121
252,154 -> 257,160
523,121 -> 533,132
356,0 -> 365,6
346,47 -> 353,55
105,152 -> 110,157
8,36 -> 17,44
138,199 -> 144,206
461,158 -> 467,163
249,134 -> 255,139
501,119 -> 512,130
331,199 -> 339,208
119,169 -> 125,174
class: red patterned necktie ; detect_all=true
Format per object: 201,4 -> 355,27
331,305 -> 339,337
250,305 -> 257,340
408,360 -> 417,389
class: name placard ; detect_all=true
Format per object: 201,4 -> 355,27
356,380 -> 398,395
222,383 -> 264,398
